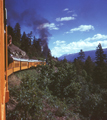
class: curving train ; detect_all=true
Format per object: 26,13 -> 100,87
0,0 -> 46,119
7,57 -> 46,76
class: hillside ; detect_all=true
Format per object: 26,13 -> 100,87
8,44 -> 29,59
7,58 -> 107,119
58,48 -> 107,62
7,67 -> 79,120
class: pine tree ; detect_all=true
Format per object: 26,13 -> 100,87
76,49 -> 85,71
32,36 -> 37,47
29,36 -> 38,58
14,23 -> 21,47
36,39 -> 41,53
85,56 -> 94,76
27,31 -> 32,47
8,25 -> 15,40
93,43 -> 107,85
21,32 -> 29,53
78,49 -> 85,61
63,57 -> 67,63
95,43 -> 106,67
73,58 -> 81,75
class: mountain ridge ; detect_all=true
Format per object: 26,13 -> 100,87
58,48 -> 107,62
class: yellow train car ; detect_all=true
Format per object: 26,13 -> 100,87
0,0 -> 46,119
8,58 -> 46,73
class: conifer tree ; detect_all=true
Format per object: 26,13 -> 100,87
73,58 -> 81,75
93,43 -> 107,85
76,49 -> 85,71
8,25 -> 15,40
29,36 -> 39,58
85,56 -> 94,76
32,36 -> 37,47
78,49 -> 85,61
27,31 -> 32,47
63,57 -> 67,63
36,39 -> 42,52
95,43 -> 106,67
21,32 -> 29,53
14,23 -> 21,47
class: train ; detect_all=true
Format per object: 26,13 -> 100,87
7,57 -> 46,76
0,0 -> 46,119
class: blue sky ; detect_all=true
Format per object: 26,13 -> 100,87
5,0 -> 107,57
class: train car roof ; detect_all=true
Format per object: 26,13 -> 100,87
13,57 -> 45,62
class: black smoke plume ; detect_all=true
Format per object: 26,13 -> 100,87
5,0 -> 51,58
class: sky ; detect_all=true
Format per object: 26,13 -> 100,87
5,0 -> 107,57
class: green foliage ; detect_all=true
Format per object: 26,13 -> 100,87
8,25 -> 15,42
8,23 -> 52,60
80,85 -> 107,119
21,32 -> 29,53
7,56 -> 107,119
85,56 -> 95,76
36,60 -> 107,119
7,70 -> 44,119
78,49 -> 85,61
93,43 -> 107,85
13,23 -> 21,47
95,43 -> 106,66
7,68 -> 73,119
36,61 -> 83,113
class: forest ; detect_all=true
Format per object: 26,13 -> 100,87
8,23 -> 51,60
7,23 -> 107,120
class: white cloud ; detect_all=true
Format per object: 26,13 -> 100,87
63,8 -> 69,11
38,23 -> 59,30
51,34 -> 107,57
71,25 -> 94,32
56,16 -> 75,22
66,25 -> 94,34
53,40 -> 66,45
85,34 -> 107,41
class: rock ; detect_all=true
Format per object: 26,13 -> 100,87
8,44 -> 29,59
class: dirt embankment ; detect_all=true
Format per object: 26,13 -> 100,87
8,44 -> 29,59
7,74 -> 21,111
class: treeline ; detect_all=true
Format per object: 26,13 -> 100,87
7,43 -> 107,119
34,43 -> 107,119
72,43 -> 107,88
7,23 -> 107,119
8,23 -> 51,59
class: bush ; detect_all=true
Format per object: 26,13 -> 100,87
7,60 -> 107,120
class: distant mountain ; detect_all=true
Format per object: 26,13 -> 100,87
58,48 -> 107,62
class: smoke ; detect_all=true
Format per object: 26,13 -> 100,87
5,0 -> 48,31
5,0 -> 51,58
20,9 -> 52,58
38,27 -> 51,58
